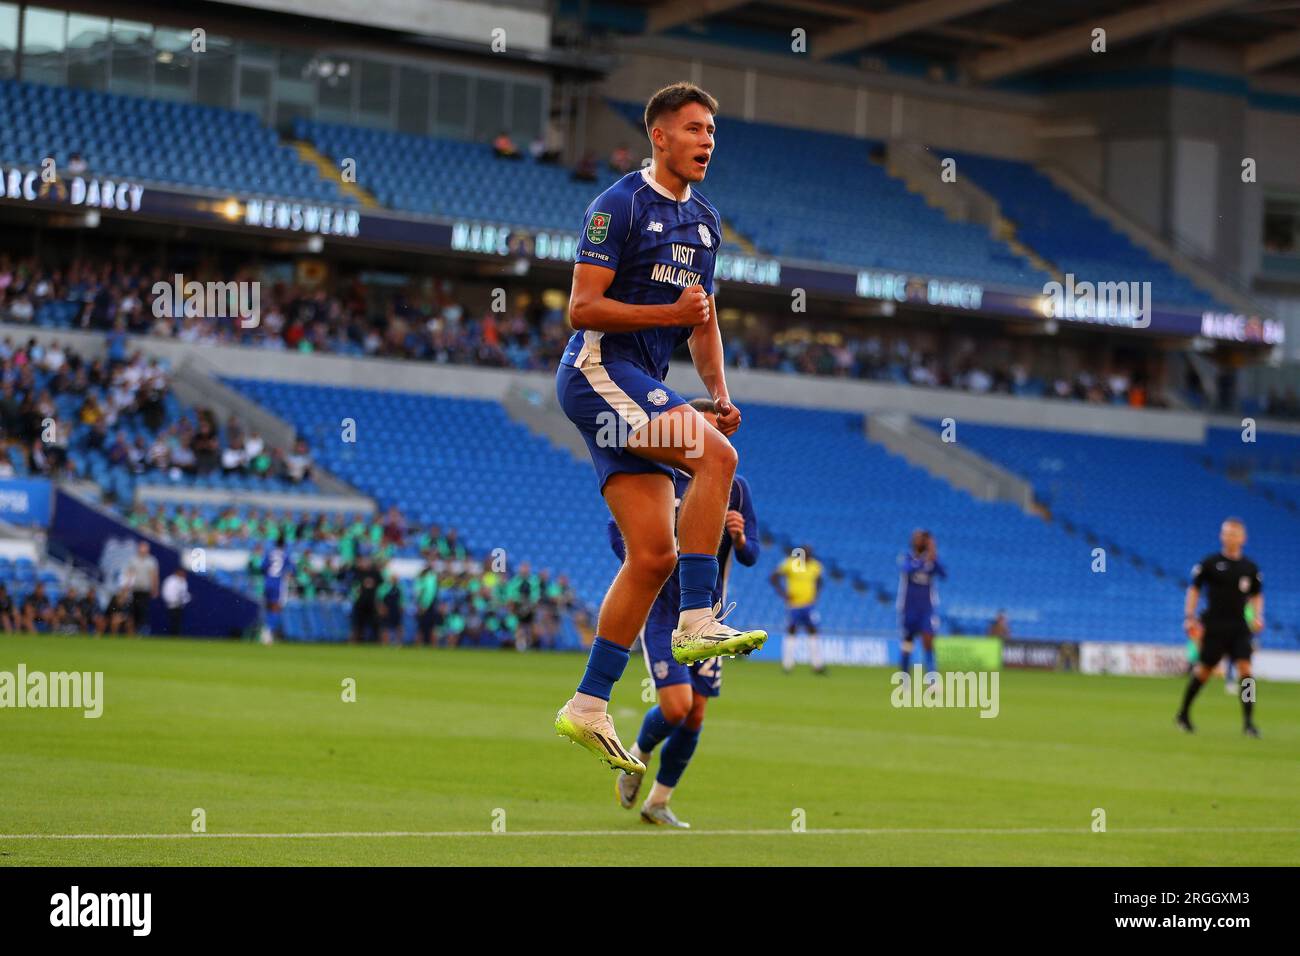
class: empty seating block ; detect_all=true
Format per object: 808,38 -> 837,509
0,78 -> 350,202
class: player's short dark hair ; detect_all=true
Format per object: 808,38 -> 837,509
1223,516 -> 1246,529
644,82 -> 719,139
688,397 -> 716,414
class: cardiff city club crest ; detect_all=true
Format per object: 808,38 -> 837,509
587,210 -> 611,244
647,388 -> 669,407
698,223 -> 712,247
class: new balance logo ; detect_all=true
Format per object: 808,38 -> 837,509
646,221 -> 663,232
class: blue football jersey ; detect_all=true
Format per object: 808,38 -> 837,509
897,553 -> 945,616
560,167 -> 723,381
262,547 -> 293,599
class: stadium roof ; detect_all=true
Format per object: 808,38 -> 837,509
600,0 -> 1300,80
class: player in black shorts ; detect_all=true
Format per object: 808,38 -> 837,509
1176,518 -> 1263,737
0,583 -> 15,632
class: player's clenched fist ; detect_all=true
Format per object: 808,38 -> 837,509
713,395 -> 741,435
670,284 -> 710,327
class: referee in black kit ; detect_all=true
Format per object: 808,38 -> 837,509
1176,518 -> 1264,737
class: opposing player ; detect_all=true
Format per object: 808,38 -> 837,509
553,83 -> 767,773
610,399 -> 760,827
898,530 -> 945,682
771,544 -> 825,674
1176,518 -> 1263,737
260,537 -> 294,644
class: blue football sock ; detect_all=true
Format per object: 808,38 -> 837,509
636,705 -> 681,754
677,553 -> 718,612
576,637 -> 630,701
900,649 -> 912,674
657,724 -> 701,788
923,647 -> 936,674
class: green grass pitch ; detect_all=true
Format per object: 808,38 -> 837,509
2,633 -> 1297,866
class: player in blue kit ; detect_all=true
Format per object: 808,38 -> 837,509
553,82 -> 767,775
260,540 -> 294,644
607,399 -> 760,827
898,530 -> 945,682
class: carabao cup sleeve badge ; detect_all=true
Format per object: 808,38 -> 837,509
587,211 -> 611,244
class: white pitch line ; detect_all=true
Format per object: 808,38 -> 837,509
2,826 -> 1298,841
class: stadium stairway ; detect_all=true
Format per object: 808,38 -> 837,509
948,150 -> 1226,312
1041,162 -> 1261,318
161,347 -> 364,499
293,116 -> 619,228
290,141 -> 381,208
880,141 -> 1058,288
867,412 -> 1034,510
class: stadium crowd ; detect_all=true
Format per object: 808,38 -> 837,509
0,252 -> 574,369
0,335 -> 171,477
0,252 -> 1187,411
0,581 -> 104,633
0,332 -> 314,488
723,329 -> 1163,407
127,503 -> 589,649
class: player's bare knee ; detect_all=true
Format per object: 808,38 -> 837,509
629,545 -> 677,585
686,439 -> 735,484
711,435 -> 738,474
659,694 -> 690,726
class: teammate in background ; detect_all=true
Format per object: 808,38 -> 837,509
898,530 -> 946,682
260,538 -> 294,644
349,556 -> 383,644
414,561 -> 441,647
553,82 -> 766,774
771,545 -> 825,674
1176,518 -> 1263,737
21,583 -> 54,633
104,585 -> 134,636
611,398 -> 760,827
378,569 -> 405,646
